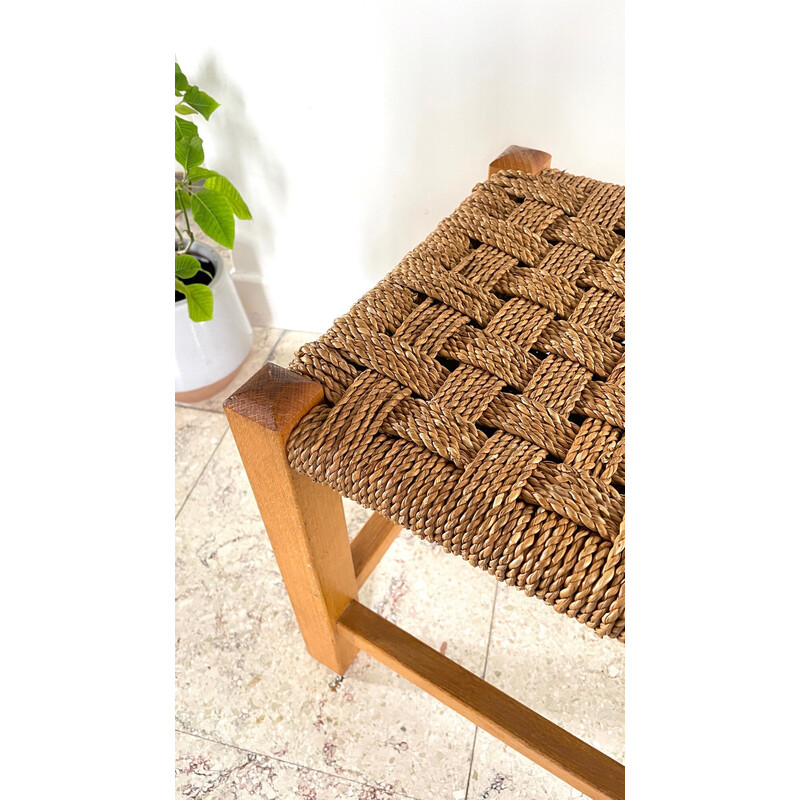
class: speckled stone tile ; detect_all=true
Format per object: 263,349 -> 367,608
175,407 -> 231,514
176,430 -> 493,797
465,583 -> 625,799
268,330 -> 322,369
176,731 -> 410,799
356,522 -> 495,677
177,326 -> 284,413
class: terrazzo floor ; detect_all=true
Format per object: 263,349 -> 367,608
175,328 -> 625,800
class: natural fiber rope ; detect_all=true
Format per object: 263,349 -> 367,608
287,168 -> 625,641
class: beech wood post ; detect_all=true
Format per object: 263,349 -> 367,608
224,362 -> 360,675
338,601 -> 624,800
488,145 -> 552,178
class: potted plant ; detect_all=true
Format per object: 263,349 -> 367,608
174,62 -> 253,402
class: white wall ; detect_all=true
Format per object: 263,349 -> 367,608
178,0 -> 623,331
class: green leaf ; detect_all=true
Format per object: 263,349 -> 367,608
191,189 -> 235,249
175,63 -> 189,95
188,168 -> 251,219
182,282 -> 214,322
186,166 -> 219,180
175,135 -> 204,172
175,254 -> 201,279
186,166 -> 219,187
186,169 -> 247,219
204,174 -> 251,220
175,187 -> 190,210
175,103 -> 197,115
184,85 -> 220,120
175,116 -> 199,141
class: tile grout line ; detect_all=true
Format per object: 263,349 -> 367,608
462,581 -> 499,800
175,326 -> 288,414
175,428 -> 229,521
175,728 -> 422,800
175,403 -> 225,414
263,328 -> 287,365
178,328 -> 431,799
174,327 -> 287,516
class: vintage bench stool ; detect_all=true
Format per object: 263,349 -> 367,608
224,146 -> 625,800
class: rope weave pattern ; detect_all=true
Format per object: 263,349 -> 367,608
287,168 -> 625,640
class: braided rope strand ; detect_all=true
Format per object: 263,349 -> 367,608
287,168 -> 625,641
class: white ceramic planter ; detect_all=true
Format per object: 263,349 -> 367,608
175,241 -> 253,401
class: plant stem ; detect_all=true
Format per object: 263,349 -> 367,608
176,187 -> 194,249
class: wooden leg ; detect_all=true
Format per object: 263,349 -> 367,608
350,513 -> 403,590
338,601 -> 624,800
224,363 -> 360,675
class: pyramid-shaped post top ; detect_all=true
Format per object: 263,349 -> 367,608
223,362 -> 324,444
488,146 -> 552,178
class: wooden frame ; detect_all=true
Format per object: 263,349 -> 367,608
224,146 -> 624,800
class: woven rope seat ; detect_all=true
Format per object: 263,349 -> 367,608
286,167 -> 625,641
